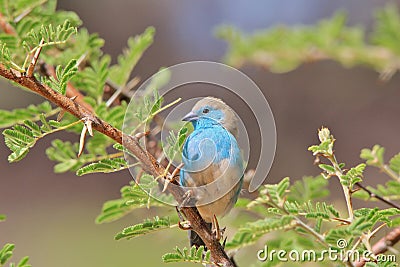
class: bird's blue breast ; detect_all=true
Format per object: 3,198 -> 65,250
180,123 -> 243,187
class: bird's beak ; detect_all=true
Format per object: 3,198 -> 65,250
182,111 -> 199,122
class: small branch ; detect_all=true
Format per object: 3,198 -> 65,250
352,183 -> 400,267
355,182 -> 400,209
106,77 -> 140,107
264,192 -> 328,247
295,218 -> 327,246
0,11 -> 93,113
354,227 -> 400,267
26,39 -> 44,77
328,154 -> 354,222
0,63 -> 235,267
371,227 -> 400,255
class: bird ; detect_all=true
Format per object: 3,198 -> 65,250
179,97 -> 244,248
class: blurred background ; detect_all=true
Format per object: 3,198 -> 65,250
1,0 -> 400,266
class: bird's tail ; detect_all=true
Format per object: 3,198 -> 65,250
189,222 -> 212,248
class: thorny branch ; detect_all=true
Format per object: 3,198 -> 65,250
355,182 -> 400,210
0,64 -> 234,267
354,227 -> 400,267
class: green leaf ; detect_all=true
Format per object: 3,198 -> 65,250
114,216 -> 172,240
43,27 -> 104,66
163,126 -> 188,163
72,55 -> 110,100
360,145 -> 385,167
2,119 -> 78,163
24,20 -> 77,50
0,214 -> 6,222
58,58 -> 78,94
113,143 -> 125,152
94,101 -> 127,129
318,163 -> 335,173
0,243 -> 14,265
247,177 -> 291,210
389,153 -> 400,174
216,6 -> 400,76
341,163 -> 365,188
0,42 -> 12,68
0,102 -> 55,129
0,243 -> 30,267
353,180 -> 400,201
109,27 -> 155,88
326,208 -> 400,247
17,256 -> 30,267
46,139 -> 125,174
96,174 -> 170,224
288,175 -> 329,203
3,124 -> 35,162
46,139 -> 81,172
285,201 -> 340,220
76,158 -> 128,176
162,246 -> 212,265
43,59 -> 78,95
226,215 -> 296,249
372,4 -> 400,55
128,87 -> 172,133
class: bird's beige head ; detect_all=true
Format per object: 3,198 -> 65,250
182,97 -> 239,138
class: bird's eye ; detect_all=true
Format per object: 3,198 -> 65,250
202,108 -> 210,114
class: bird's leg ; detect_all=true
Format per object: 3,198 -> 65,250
175,207 -> 192,230
212,214 -> 226,242
179,188 -> 195,208
178,220 -> 192,230
162,163 -> 184,192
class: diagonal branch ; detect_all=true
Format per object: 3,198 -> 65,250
354,227 -> 400,267
355,182 -> 400,209
0,13 -> 94,113
352,182 -> 400,266
0,63 -> 234,267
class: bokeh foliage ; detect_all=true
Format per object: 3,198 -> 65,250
217,4 -> 400,80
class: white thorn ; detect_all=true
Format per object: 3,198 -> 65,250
84,119 -> 93,136
78,124 -> 87,157
162,178 -> 171,193
57,110 -> 66,121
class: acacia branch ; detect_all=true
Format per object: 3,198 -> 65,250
352,183 -> 400,266
355,182 -> 400,210
0,64 -> 234,267
0,12 -> 94,113
354,227 -> 400,267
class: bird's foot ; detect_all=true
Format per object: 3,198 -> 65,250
178,220 -> 192,230
178,189 -> 196,208
212,214 -> 226,242
162,163 -> 184,192
175,207 -> 192,230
